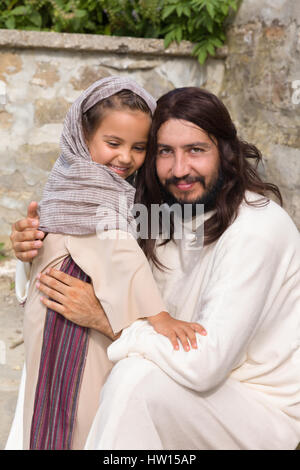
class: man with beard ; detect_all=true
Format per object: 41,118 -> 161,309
9,88 -> 300,450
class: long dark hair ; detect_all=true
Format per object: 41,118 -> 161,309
135,87 -> 282,269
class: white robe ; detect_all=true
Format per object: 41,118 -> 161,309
7,191 -> 300,450
84,191 -> 300,450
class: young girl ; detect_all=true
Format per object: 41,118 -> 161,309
8,76 -> 206,451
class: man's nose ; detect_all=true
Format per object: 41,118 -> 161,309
172,153 -> 190,178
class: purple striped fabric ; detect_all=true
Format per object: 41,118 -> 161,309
30,256 -> 91,450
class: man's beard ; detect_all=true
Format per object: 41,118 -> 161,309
158,168 -> 224,215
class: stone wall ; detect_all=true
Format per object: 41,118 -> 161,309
221,0 -> 300,227
0,0 -> 299,245
0,30 -> 226,245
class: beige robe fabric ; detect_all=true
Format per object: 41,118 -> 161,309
85,191 -> 300,450
12,231 -> 166,450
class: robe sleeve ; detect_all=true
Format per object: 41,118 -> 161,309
15,260 -> 31,304
65,231 -> 167,335
107,225 -> 288,392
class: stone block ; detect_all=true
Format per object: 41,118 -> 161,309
34,97 -> 71,126
267,144 -> 300,188
0,52 -> 22,82
71,65 -> 111,91
0,111 -> 13,130
31,61 -> 59,88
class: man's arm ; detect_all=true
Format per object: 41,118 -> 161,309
106,225 -> 287,392
11,202 -> 118,340
10,201 -> 45,262
37,269 -> 121,341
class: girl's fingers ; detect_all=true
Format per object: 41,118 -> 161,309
182,326 -> 198,349
175,328 -> 191,352
165,331 -> 179,350
191,323 -> 207,336
36,281 -> 65,304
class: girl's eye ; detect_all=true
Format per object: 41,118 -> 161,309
107,142 -> 119,147
133,146 -> 146,152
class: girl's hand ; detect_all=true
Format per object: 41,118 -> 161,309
10,201 -> 45,262
147,311 -> 207,351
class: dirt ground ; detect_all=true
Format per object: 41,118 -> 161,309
0,258 -> 24,450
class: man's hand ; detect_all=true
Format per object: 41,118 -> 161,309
36,268 -> 120,341
10,201 -> 45,262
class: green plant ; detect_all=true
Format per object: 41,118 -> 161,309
0,242 -> 7,261
98,0 -> 163,38
0,0 -> 106,33
0,0 -> 240,63
161,0 -> 239,63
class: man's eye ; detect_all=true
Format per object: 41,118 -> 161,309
190,147 -> 204,154
158,148 -> 172,156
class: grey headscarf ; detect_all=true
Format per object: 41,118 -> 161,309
38,76 -> 156,236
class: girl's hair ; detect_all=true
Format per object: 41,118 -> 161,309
135,87 -> 283,270
82,88 -> 152,142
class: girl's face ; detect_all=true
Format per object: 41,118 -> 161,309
87,109 -> 151,179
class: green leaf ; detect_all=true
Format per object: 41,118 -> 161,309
221,4 -> 229,15
161,5 -> 176,20
175,27 -> 182,43
75,9 -> 87,18
182,6 -> 191,17
207,42 -> 215,55
5,16 -> 15,29
164,30 -> 176,48
206,18 -> 214,33
197,48 -> 207,64
176,5 -> 183,17
29,11 -> 42,27
104,24 -> 111,35
11,6 -> 30,16
206,2 -> 215,19
229,0 -> 238,11
211,37 -> 223,47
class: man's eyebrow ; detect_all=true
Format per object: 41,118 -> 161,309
183,142 -> 211,149
157,143 -> 172,148
157,141 -> 211,149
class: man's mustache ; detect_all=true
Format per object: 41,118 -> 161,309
165,175 -> 206,189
